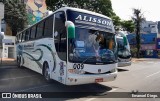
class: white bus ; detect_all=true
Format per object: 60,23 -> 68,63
16,7 -> 118,85
116,31 -> 131,67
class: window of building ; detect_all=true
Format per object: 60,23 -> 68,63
54,11 -> 66,61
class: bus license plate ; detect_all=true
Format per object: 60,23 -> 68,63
95,78 -> 103,82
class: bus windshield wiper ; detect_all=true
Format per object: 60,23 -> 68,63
81,56 -> 95,64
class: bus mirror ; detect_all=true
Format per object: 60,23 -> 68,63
65,21 -> 75,39
123,36 -> 127,46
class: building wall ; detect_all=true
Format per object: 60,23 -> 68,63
2,35 -> 16,59
141,21 -> 158,34
1,19 -> 6,33
158,21 -> 160,38
157,38 -> 160,50
127,33 -> 158,58
25,0 -> 48,25
127,33 -> 157,45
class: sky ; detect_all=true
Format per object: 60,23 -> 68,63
111,0 -> 160,22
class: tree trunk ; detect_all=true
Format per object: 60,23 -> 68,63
136,25 -> 140,58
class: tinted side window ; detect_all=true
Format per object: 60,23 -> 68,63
44,15 -> 53,37
36,21 -> 44,38
19,34 -> 22,42
22,32 -> 25,42
30,26 -> 37,39
15,35 -> 18,43
25,30 -> 30,41
54,12 -> 67,61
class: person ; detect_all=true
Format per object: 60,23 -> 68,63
86,30 -> 101,61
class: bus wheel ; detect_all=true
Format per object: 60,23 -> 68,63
17,57 -> 21,68
43,62 -> 52,82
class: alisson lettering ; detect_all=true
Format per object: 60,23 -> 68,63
75,15 -> 112,26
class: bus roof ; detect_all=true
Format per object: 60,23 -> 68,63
57,7 -> 112,20
17,7 -> 112,36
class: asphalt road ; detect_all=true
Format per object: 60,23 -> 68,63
0,59 -> 160,101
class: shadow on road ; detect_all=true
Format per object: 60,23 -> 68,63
117,68 -> 129,72
0,65 -> 114,99
44,82 -> 113,98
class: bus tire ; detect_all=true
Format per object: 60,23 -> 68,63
17,56 -> 23,68
43,62 -> 52,83
17,57 -> 21,68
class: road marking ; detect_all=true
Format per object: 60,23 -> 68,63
15,84 -> 50,92
147,62 -> 154,64
0,75 -> 38,81
146,71 -> 160,78
84,88 -> 117,101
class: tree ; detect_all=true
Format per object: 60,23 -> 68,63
121,20 -> 135,33
3,0 -> 28,36
132,8 -> 145,58
111,14 -> 121,31
46,0 -> 114,17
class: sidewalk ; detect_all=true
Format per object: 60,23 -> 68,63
132,58 -> 160,62
0,58 -> 17,66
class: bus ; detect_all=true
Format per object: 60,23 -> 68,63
116,31 -> 131,67
16,7 -> 118,85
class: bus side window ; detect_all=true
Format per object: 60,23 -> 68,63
19,34 -> 21,42
22,32 -> 25,42
30,26 -> 37,40
25,30 -> 30,41
44,15 -> 53,37
36,21 -> 44,38
54,11 -> 67,61
16,35 -> 19,43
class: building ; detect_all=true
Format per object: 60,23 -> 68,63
127,33 -> 159,58
1,0 -> 49,59
24,0 -> 48,25
141,21 -> 158,34
157,21 -> 160,38
2,35 -> 16,58
156,38 -> 160,57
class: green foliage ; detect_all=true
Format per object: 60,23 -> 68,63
3,0 -> 28,36
111,14 -> 121,30
46,0 -> 114,17
45,0 -> 136,33
121,20 -> 135,33
131,47 -> 137,57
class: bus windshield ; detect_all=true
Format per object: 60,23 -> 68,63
68,27 -> 117,64
117,38 -> 131,58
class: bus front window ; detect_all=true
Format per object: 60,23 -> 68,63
117,38 -> 131,58
68,27 -> 117,64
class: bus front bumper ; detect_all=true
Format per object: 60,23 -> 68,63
118,61 -> 131,67
66,72 -> 117,85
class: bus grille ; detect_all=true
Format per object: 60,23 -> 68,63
84,71 -> 111,75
